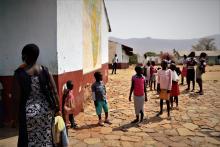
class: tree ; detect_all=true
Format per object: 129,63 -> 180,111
129,54 -> 138,64
144,52 -> 157,57
192,38 -> 217,51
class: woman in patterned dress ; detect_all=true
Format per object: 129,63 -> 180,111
13,44 -> 60,147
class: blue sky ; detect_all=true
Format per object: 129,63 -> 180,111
105,0 -> 220,39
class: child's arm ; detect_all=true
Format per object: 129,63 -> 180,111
167,70 -> 172,93
144,79 -> 147,101
129,78 -> 134,101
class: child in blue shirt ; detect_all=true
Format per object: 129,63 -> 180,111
91,72 -> 110,126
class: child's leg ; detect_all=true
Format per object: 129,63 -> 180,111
192,80 -> 195,91
187,78 -> 190,90
69,114 -> 76,128
140,110 -> 144,122
157,99 -> 163,116
150,80 -> 153,90
153,81 -> 156,90
166,100 -> 170,117
174,96 -> 178,107
170,96 -> 173,109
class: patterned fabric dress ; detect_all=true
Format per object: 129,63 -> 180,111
25,76 -> 54,147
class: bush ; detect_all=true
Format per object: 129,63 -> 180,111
208,62 -> 214,66
129,54 -> 138,64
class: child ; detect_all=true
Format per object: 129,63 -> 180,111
54,111 -> 69,147
156,67 -> 161,94
186,52 -> 197,91
129,66 -> 147,123
170,63 -> 180,110
62,80 -> 77,128
145,61 -> 151,87
150,61 -> 157,91
196,52 -> 207,95
181,55 -> 187,85
157,60 -> 172,119
91,72 -> 110,126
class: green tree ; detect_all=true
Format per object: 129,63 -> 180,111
144,52 -> 157,57
192,38 -> 217,51
129,54 -> 138,64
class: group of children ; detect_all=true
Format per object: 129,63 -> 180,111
55,51 -> 207,145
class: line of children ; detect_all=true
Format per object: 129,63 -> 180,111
129,66 -> 147,123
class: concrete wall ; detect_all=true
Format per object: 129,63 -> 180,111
57,0 -> 83,74
0,0 -> 57,75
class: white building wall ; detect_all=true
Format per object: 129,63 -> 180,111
116,44 -> 123,63
101,3 -> 109,64
57,0 -> 83,74
0,0 -> 57,75
122,49 -> 129,63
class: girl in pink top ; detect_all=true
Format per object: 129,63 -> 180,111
62,80 -> 77,128
129,66 -> 147,123
157,60 -> 172,119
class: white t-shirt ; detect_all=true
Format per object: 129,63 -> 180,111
171,70 -> 179,82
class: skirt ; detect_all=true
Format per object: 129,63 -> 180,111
187,69 -> 195,81
159,89 -> 170,100
171,82 -> 180,97
181,67 -> 187,77
133,95 -> 144,115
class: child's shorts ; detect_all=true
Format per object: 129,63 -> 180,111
95,100 -> 109,115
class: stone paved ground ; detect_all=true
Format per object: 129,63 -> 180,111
69,67 -> 220,147
1,67 -> 220,147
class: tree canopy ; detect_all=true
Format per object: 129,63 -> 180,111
192,38 -> 217,51
144,52 -> 157,57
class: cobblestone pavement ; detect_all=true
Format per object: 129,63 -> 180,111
70,68 -> 220,147
0,68 -> 220,147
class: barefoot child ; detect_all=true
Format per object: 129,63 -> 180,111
150,61 -> 157,91
92,72 -> 110,126
129,66 -> 147,123
62,80 -> 78,128
196,52 -> 207,95
157,60 -> 172,119
170,63 -> 180,110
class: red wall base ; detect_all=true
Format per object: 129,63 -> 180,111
109,63 -> 129,69
0,63 -> 108,124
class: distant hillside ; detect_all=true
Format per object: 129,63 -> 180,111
109,34 -> 220,54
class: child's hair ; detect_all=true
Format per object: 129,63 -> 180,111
170,63 -> 176,70
135,65 -> 143,74
151,61 -> 155,66
157,67 -> 161,70
188,51 -> 195,57
200,52 -> 207,58
147,61 -> 150,66
94,71 -> 102,80
66,80 -> 73,90
183,54 -> 187,59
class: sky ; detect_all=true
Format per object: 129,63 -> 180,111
105,0 -> 220,39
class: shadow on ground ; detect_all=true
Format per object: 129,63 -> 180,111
0,127 -> 18,140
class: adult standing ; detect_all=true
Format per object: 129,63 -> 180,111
186,52 -> 197,91
112,54 -> 118,74
13,44 -> 60,147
